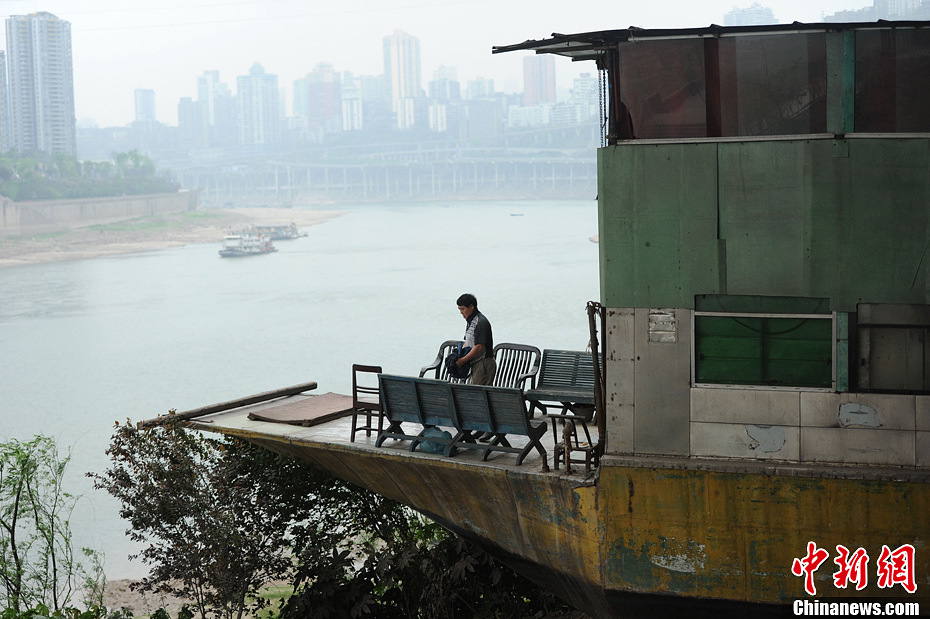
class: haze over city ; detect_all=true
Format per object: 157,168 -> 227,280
0,0 -> 871,127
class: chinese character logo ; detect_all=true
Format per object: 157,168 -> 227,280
791,542 -> 918,596
833,545 -> 869,591
792,541 -> 830,596
876,544 -> 917,594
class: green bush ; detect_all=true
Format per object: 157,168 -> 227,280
0,151 -> 178,201
93,422 -> 575,619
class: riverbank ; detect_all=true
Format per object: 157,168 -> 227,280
0,207 -> 343,268
103,579 -> 188,617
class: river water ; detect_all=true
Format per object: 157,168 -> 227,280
0,199 -> 598,577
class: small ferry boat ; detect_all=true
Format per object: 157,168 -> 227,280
218,234 -> 276,258
252,223 -> 305,240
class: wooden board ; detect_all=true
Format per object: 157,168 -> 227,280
247,392 -> 354,426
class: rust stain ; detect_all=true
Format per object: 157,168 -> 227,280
628,478 -> 634,514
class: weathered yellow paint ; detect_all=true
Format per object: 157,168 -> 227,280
209,425 -> 930,615
247,436 -> 602,593
600,463 -> 930,605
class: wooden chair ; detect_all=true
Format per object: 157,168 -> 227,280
350,364 -> 383,442
550,405 -> 598,473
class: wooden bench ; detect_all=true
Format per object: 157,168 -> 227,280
419,341 -> 541,390
524,349 -> 598,472
376,374 -> 549,471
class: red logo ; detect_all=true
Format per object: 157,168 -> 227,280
833,545 -> 869,591
876,544 -> 917,593
792,541 -> 830,596
791,542 -> 918,596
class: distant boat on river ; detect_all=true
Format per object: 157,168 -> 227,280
218,234 -> 277,258
252,223 -> 305,240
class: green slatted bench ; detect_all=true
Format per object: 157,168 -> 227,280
524,349 -> 598,471
419,341 -> 541,390
375,374 -> 549,471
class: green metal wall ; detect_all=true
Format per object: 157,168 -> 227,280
598,138 -> 930,311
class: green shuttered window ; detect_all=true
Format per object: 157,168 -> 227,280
694,296 -> 833,389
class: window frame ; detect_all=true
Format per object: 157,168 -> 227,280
691,309 -> 836,392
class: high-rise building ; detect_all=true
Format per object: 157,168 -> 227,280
0,51 -> 10,152
821,1 -> 926,26
522,55 -> 556,106
196,70 -> 236,147
177,97 -> 206,147
237,63 -> 280,145
723,3 -> 777,25
383,30 -> 422,129
197,70 -> 222,126
428,66 -> 460,102
570,72 -> 599,120
5,12 -> 76,155
874,0 -> 921,17
341,72 -> 363,132
359,74 -> 392,133
293,63 -> 342,134
465,77 -> 495,100
134,89 -> 156,123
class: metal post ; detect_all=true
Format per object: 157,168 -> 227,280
587,301 -> 607,458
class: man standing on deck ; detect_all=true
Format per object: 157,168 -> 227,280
455,293 -> 496,385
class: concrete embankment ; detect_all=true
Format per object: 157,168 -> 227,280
0,191 -> 199,235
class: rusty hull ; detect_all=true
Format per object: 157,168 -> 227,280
197,413 -> 929,617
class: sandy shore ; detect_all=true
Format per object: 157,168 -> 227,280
103,579 -> 189,616
0,207 -> 343,269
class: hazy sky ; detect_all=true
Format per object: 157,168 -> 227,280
0,0 -> 865,127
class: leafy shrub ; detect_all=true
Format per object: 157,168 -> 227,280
93,422 -> 575,619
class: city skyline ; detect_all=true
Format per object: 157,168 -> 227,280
0,0 -> 868,127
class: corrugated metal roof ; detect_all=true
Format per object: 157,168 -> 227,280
492,20 -> 930,59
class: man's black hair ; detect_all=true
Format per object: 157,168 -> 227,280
456,293 -> 477,308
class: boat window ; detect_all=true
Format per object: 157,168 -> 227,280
693,295 -> 833,389
616,33 -> 828,139
617,39 -> 708,139
855,29 -> 930,132
717,33 -> 827,136
856,303 -> 930,392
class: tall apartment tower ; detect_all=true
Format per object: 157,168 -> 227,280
293,63 -> 342,133
0,51 -> 10,152
134,89 -> 156,123
341,72 -> 363,132
382,30 -> 422,129
196,70 -> 236,147
237,63 -> 280,145
875,0 -> 921,17
522,55 -> 556,106
5,12 -> 76,155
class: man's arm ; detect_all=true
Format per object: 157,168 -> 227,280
456,344 -> 484,366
